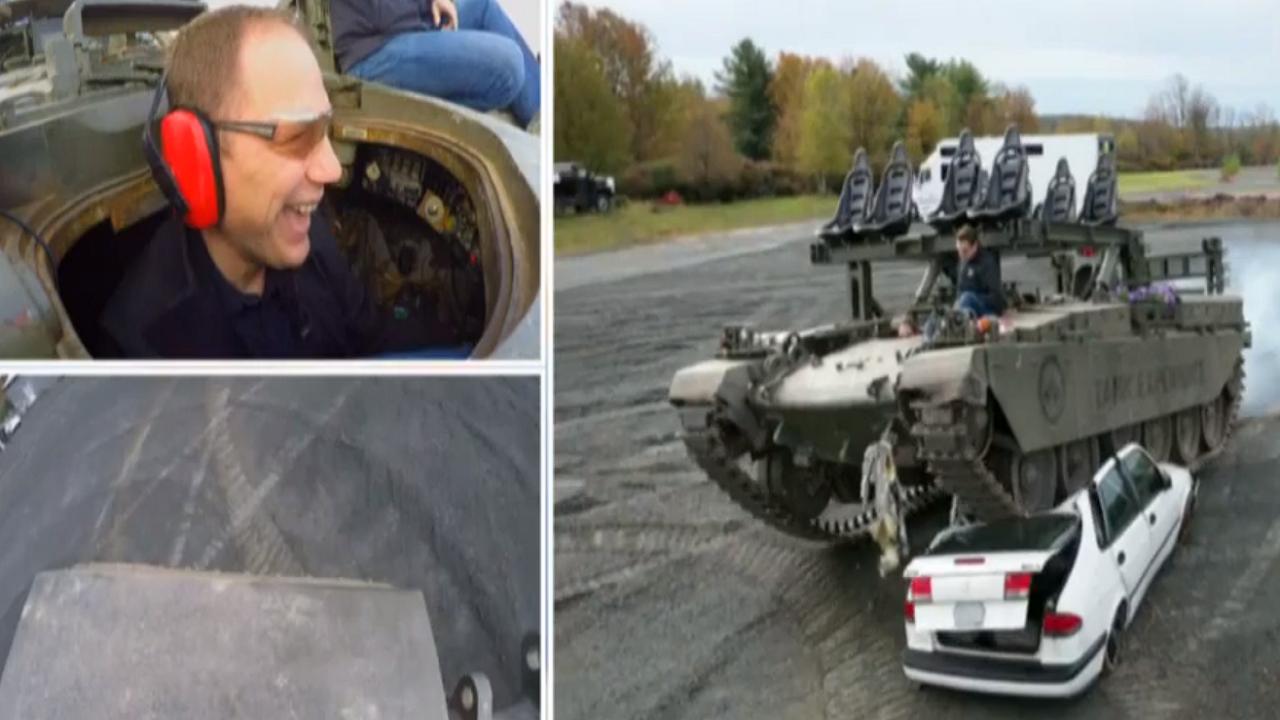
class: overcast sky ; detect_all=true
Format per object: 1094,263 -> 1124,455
575,0 -> 1280,120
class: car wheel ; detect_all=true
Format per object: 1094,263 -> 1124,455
1179,480 -> 1198,544
1103,611 -> 1124,675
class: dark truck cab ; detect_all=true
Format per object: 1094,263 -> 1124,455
553,161 -> 614,215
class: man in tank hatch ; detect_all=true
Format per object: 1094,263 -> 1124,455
102,7 -> 434,358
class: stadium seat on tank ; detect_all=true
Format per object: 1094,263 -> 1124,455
1080,152 -> 1119,226
853,141 -> 914,238
1037,157 -> 1077,222
970,125 -> 1032,222
819,148 -> 874,240
927,129 -> 983,230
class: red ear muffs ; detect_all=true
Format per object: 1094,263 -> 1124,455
141,74 -> 227,229
157,108 -> 225,230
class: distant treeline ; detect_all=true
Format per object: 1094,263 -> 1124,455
553,2 -> 1280,201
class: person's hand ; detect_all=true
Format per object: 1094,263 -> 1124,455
897,321 -> 915,338
431,0 -> 458,30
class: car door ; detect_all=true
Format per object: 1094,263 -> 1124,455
1123,447 -> 1179,568
1094,462 -> 1151,601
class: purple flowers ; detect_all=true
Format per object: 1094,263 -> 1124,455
1128,282 -> 1180,307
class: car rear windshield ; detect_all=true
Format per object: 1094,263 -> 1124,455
929,513 -> 1080,555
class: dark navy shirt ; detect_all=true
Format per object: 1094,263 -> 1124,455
101,210 -> 386,359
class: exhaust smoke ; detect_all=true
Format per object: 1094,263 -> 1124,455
1223,234 -> 1280,417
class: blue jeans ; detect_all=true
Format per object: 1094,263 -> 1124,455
955,291 -> 998,319
347,0 -> 540,127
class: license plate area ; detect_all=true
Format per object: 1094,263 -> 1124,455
953,601 -> 986,629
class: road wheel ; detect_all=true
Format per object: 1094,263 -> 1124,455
1010,447 -> 1058,513
1103,423 -> 1140,456
1103,610 -> 1125,676
1143,415 -> 1173,462
1174,407 -> 1201,463
760,450 -> 832,521
1201,393 -> 1227,452
1059,438 -> 1098,498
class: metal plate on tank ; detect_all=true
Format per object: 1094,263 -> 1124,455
0,564 -> 450,719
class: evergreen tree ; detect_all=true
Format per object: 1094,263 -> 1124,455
715,38 -> 776,161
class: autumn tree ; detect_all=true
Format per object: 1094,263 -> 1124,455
995,87 -> 1039,133
769,52 -> 823,167
905,99 -> 944,161
919,74 -> 960,135
556,2 -> 674,163
716,38 -> 776,161
553,35 -> 632,174
679,92 -> 743,191
796,66 -> 850,191
844,59 -> 902,167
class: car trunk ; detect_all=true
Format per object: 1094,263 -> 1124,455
905,513 -> 1081,654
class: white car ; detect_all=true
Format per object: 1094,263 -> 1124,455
902,442 -> 1197,698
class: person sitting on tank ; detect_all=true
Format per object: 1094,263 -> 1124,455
947,224 -> 1005,320
896,225 -> 1005,338
102,6 -> 430,358
330,0 -> 541,131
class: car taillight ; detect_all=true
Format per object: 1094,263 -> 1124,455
909,576 -> 932,603
1043,611 -> 1083,637
1081,246 -> 1096,257
904,600 -> 915,623
1004,572 -> 1032,600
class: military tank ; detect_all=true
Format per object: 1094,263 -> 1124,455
669,126 -> 1249,548
0,0 -> 540,359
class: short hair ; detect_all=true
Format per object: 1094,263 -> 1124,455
166,5 -> 309,118
956,224 -> 978,245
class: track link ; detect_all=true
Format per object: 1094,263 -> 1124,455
925,455 -> 1022,523
680,411 -> 941,543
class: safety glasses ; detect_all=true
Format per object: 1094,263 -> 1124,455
211,109 -> 334,158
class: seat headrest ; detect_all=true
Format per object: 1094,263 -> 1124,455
1054,157 -> 1071,179
1096,152 -> 1115,174
888,141 -> 908,167
1002,124 -> 1021,148
852,147 -> 870,173
957,129 -> 975,155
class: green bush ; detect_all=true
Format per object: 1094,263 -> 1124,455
1221,153 -> 1241,181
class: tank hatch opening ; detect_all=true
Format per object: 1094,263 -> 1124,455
328,142 -> 487,353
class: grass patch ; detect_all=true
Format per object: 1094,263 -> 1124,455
555,194 -> 834,256
1121,195 -> 1280,222
1117,170 -> 1213,195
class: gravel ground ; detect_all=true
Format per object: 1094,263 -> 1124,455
0,376 -> 540,710
554,220 -> 1280,720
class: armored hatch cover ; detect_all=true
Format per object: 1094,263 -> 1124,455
0,563 -> 450,719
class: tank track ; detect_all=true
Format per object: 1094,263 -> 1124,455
680,414 -> 942,543
911,360 -> 1246,523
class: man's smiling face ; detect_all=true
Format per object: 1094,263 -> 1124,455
215,21 -> 341,270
